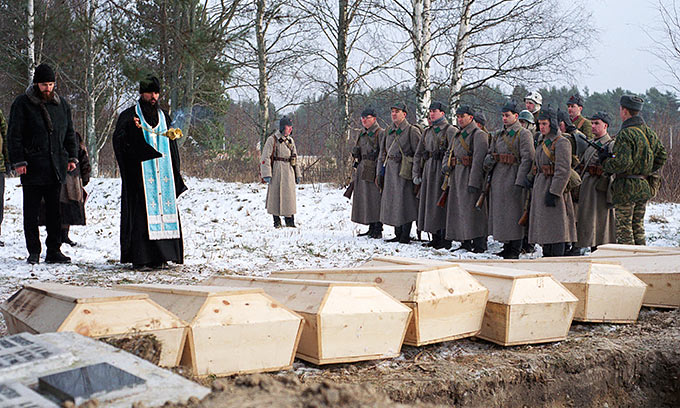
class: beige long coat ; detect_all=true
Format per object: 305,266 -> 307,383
379,119 -> 421,227
445,121 -> 488,241
260,131 -> 301,216
528,132 -> 577,245
488,121 -> 535,242
352,122 -> 384,224
412,118 -> 456,233
575,133 -> 616,247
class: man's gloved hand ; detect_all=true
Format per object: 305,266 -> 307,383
413,177 -> 422,185
483,154 -> 495,173
467,185 -> 480,194
598,149 -> 611,164
545,191 -> 559,207
522,175 -> 534,189
351,146 -> 361,159
441,164 -> 451,176
263,176 -> 271,184
296,177 -> 301,184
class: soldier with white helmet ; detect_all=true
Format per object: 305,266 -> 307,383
524,91 -> 543,124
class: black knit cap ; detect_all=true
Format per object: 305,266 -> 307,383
620,95 -> 644,111
33,64 -> 55,83
567,94 -> 583,107
429,101 -> 446,113
501,100 -> 519,114
139,75 -> 161,93
390,102 -> 408,113
455,105 -> 474,116
589,111 -> 612,126
279,116 -> 293,133
361,107 -> 377,118
475,112 -> 487,127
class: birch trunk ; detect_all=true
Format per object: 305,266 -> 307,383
85,0 -> 99,175
256,0 -> 270,149
412,0 -> 431,126
337,0 -> 351,174
448,0 -> 472,120
27,0 -> 35,83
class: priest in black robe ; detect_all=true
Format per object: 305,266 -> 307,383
112,75 -> 187,269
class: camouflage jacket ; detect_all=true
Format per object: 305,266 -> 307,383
603,116 -> 667,204
0,109 -> 7,173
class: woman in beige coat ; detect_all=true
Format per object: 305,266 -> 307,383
260,117 -> 301,228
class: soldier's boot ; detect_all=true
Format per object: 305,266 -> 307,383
458,240 -> 474,252
424,231 -> 441,247
564,245 -> 585,256
358,224 -> 372,237
386,225 -> 402,243
398,222 -> 412,244
284,216 -> 296,228
501,240 -> 522,259
472,236 -> 488,254
432,230 -> 450,249
590,246 -> 598,253
521,236 -> 535,254
273,216 -> 282,228
439,239 -> 453,249
542,242 -> 566,258
369,223 -> 383,239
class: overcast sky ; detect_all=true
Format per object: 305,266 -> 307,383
577,0 -> 668,94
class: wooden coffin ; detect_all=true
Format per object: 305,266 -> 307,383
118,284 -> 303,377
270,264 -> 488,346
591,244 -> 680,257
203,275 -> 411,364
361,258 -> 577,346
0,283 -> 186,367
364,256 -> 647,322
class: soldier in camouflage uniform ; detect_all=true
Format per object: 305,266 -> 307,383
413,101 -> 456,249
351,108 -> 384,238
0,109 -> 8,246
601,95 -> 668,245
566,94 -> 593,139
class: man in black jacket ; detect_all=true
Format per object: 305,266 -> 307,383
7,63 -> 78,264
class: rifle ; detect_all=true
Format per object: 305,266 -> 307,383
437,146 -> 455,208
518,190 -> 531,226
343,180 -> 354,199
475,162 -> 495,209
575,132 -> 615,159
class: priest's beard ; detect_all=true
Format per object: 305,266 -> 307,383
35,85 -> 55,102
139,97 -> 160,127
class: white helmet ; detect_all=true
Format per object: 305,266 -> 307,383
525,90 -> 543,106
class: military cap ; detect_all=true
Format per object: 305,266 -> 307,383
279,116 -> 293,133
518,110 -> 535,124
429,101 -> 446,113
537,107 -> 559,132
139,75 -> 161,93
33,64 -> 55,83
501,100 -> 519,114
475,112 -> 487,127
390,102 -> 408,113
567,94 -> 583,107
455,105 -> 474,116
361,107 -> 377,117
557,109 -> 573,126
589,111 -> 612,126
620,95 -> 644,111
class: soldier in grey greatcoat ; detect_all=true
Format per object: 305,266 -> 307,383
378,103 -> 421,244
443,106 -> 488,253
528,108 -> 577,257
351,108 -> 384,238
486,101 -> 535,259
575,111 -> 616,250
260,116 -> 301,228
413,101 -> 456,249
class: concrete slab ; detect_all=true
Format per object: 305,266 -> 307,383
0,382 -> 57,407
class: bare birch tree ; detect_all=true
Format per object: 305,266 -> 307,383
648,0 -> 680,94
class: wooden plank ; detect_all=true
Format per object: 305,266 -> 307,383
591,244 -> 680,257
271,266 -> 488,346
204,275 -> 411,364
119,284 -> 303,377
24,282 -> 147,303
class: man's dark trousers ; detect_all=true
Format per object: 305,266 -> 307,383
22,184 -> 61,255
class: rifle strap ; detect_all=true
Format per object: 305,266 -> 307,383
458,128 -> 472,154
501,129 -> 520,162
575,116 -> 585,129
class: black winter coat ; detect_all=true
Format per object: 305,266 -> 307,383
7,86 -> 78,185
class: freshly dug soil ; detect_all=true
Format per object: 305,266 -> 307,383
168,308 -> 679,408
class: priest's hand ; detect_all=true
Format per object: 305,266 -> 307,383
67,162 -> 77,172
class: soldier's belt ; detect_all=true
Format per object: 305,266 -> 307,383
616,174 -> 646,180
273,157 -> 292,162
456,156 -> 472,167
540,164 -> 555,176
423,151 -> 445,161
586,165 -> 604,176
492,153 -> 516,165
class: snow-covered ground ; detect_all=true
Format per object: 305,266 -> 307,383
1,176 -> 679,304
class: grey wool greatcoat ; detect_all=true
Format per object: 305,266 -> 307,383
352,122 -> 384,224
260,131 -> 301,217
445,121 -> 488,241
528,132 -> 577,245
575,133 -> 616,247
488,121 -> 535,242
413,118 -> 457,233
379,119 -> 421,227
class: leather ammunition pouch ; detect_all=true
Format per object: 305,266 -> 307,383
492,153 -> 516,165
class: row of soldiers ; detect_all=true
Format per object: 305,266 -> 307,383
350,92 -> 668,258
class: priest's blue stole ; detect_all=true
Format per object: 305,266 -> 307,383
136,102 -> 180,240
